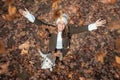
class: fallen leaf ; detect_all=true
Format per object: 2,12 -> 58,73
116,29 -> 120,34
3,0 -> 14,6
19,41 -> 30,55
0,40 -> 6,54
69,5 -> 79,14
79,77 -> 85,80
69,20 -> 74,24
100,0 -> 116,4
29,61 -> 34,65
2,5 -> 17,21
20,49 -> 28,55
78,19 -> 84,26
83,68 -> 93,74
8,5 -> 17,16
115,39 -> 120,53
95,51 -> 106,63
53,9 -> 62,19
39,31 -> 45,39
114,72 -> 120,79
108,19 -> 120,31
0,62 -> 9,75
19,31 -> 26,37
113,61 -> 120,69
51,0 -> 61,10
115,56 -> 120,64
19,41 -> 30,50
81,62 -> 87,67
68,72 -> 73,79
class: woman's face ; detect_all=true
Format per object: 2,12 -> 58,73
57,21 -> 66,32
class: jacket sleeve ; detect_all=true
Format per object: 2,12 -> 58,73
24,12 -> 55,27
34,18 -> 55,27
69,24 -> 89,34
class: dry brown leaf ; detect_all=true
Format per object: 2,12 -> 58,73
116,29 -> 120,34
115,39 -> 120,53
81,62 -> 87,67
68,72 -> 73,79
78,19 -> 84,26
79,77 -> 86,80
0,40 -> 6,54
19,31 -> 26,37
3,0 -> 14,6
29,61 -> 34,65
0,62 -> 9,75
113,61 -> 120,69
108,19 -> 120,31
20,49 -> 28,55
69,20 -> 74,24
51,0 -> 61,10
19,41 -> 30,50
2,5 -> 17,21
39,31 -> 45,39
100,0 -> 116,4
115,56 -> 120,64
8,5 -> 17,16
53,9 -> 62,19
69,5 -> 79,14
83,68 -> 93,74
2,15 -> 11,21
95,51 -> 106,63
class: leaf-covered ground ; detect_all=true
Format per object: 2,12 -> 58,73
0,0 -> 120,80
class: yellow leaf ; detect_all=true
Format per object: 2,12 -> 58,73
95,51 -> 106,63
19,41 -> 30,50
8,5 -> 17,16
115,56 -> 120,64
20,49 -> 28,55
2,5 -> 17,21
51,0 -> 61,10
68,72 -> 73,79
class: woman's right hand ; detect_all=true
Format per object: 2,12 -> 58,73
18,8 -> 35,23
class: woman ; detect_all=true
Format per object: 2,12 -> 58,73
19,9 -> 106,61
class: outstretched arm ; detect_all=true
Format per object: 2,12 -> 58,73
19,8 -> 55,27
88,19 -> 106,31
70,19 -> 106,34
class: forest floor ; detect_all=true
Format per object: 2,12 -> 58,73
0,0 -> 120,80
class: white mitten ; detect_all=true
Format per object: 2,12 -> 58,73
24,10 -> 35,23
88,23 -> 97,31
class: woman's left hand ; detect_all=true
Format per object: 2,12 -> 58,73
95,19 -> 106,27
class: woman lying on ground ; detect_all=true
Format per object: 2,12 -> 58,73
19,9 -> 106,71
